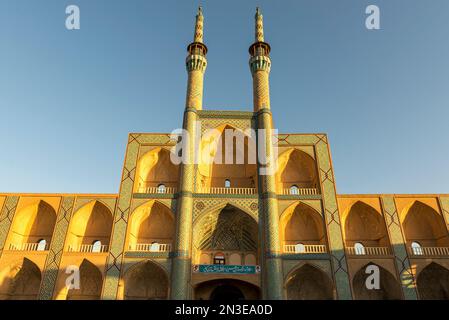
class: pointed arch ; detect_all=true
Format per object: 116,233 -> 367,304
198,124 -> 257,190
276,149 -> 319,193
343,201 -> 390,247
7,200 -> 57,248
280,202 -> 326,247
193,204 -> 258,264
0,258 -> 41,300
285,264 -> 334,300
67,259 -> 103,300
127,200 -> 175,250
123,260 -> 169,300
417,262 -> 449,300
194,279 -> 261,300
134,147 -> 179,193
402,201 -> 449,247
352,263 -> 402,300
66,200 -> 113,251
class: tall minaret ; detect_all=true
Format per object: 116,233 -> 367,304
249,7 -> 271,111
170,7 -> 207,300
250,8 -> 284,300
185,6 -> 207,110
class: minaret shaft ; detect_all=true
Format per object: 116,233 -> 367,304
250,7 -> 284,300
170,7 -> 207,300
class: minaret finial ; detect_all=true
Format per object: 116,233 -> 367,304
255,7 -> 264,42
193,6 -> 204,43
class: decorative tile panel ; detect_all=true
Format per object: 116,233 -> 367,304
39,196 -> 75,300
380,196 -> 418,300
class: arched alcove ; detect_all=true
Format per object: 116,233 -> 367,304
280,203 -> 326,253
127,201 -> 175,251
417,262 -> 449,300
402,201 -> 449,248
276,149 -> 319,194
0,258 -> 41,300
66,201 -> 113,252
193,204 -> 258,265
67,259 -> 103,300
124,260 -> 168,300
344,201 -> 390,250
7,200 -> 56,250
352,263 -> 402,300
194,279 -> 261,300
198,124 -> 257,191
134,148 -> 179,193
285,264 -> 334,300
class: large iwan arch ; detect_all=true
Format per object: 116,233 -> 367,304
198,124 -> 257,191
193,204 -> 258,265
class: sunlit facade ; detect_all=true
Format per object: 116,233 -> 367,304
1,8 -> 448,300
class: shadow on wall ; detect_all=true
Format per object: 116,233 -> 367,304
0,247 -> 449,300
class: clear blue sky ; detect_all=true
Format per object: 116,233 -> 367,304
0,0 -> 448,194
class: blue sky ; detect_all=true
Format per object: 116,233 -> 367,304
0,0 -> 448,194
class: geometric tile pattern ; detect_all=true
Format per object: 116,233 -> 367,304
275,133 -> 352,299
38,196 -> 75,300
313,136 -> 352,300
102,133 -> 177,300
102,138 -> 140,300
439,197 -> 449,232
0,196 -> 19,258
380,196 -> 418,300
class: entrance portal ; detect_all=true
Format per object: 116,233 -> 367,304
194,279 -> 260,300
210,285 -> 244,300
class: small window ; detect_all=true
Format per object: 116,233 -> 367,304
92,240 -> 102,253
354,242 -> 366,255
294,243 -> 305,253
37,239 -> 47,251
411,241 -> 423,256
157,184 -> 166,194
150,242 -> 160,252
213,252 -> 226,265
224,180 -> 231,188
290,185 -> 299,195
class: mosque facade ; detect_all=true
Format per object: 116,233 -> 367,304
0,8 -> 448,300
